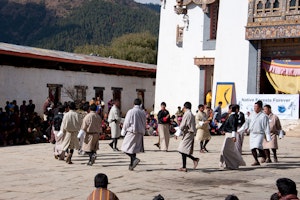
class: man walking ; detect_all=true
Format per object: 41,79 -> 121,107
262,104 -> 283,163
108,99 -> 122,151
245,100 -> 271,166
177,102 -> 199,172
195,104 -> 211,153
155,102 -> 170,151
81,104 -> 102,166
59,102 -> 81,164
121,98 -> 146,171
219,105 -> 246,170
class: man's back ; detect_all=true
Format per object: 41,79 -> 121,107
87,188 -> 119,200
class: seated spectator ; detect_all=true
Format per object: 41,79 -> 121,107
146,112 -> 158,136
169,115 -> 178,135
276,178 -> 299,200
87,173 -> 119,200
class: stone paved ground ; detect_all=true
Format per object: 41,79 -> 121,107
0,123 -> 300,200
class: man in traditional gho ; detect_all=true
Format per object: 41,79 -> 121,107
177,102 -> 199,172
108,99 -> 122,151
59,102 -> 81,164
81,104 -> 102,166
53,105 -> 65,159
195,104 -> 211,153
262,104 -> 283,163
121,98 -> 146,171
219,105 -> 246,170
235,104 -> 246,154
155,102 -> 170,151
242,100 -> 271,166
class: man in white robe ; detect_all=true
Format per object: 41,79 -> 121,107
121,98 -> 146,171
243,100 -> 271,166
108,99 -> 122,151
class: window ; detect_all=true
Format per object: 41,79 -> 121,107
112,87 -> 122,109
47,84 -> 62,105
265,0 -> 271,12
209,0 -> 219,40
75,85 -> 87,102
94,87 -> 105,101
257,1 -> 264,13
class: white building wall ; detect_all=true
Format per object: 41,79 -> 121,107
155,1 -> 215,115
212,0 -> 250,107
0,65 -> 155,117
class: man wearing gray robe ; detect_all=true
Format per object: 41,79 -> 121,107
177,102 -> 199,172
240,100 -> 271,166
121,98 -> 146,171
59,102 -> 81,164
108,99 -> 122,151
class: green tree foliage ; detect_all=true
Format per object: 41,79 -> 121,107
74,32 -> 157,64
0,0 -> 160,55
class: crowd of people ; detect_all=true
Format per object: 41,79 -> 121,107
0,99 -> 47,146
1,96 -> 298,200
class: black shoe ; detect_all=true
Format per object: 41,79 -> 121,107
113,148 -> 120,151
154,143 -> 160,149
90,154 -> 97,165
132,158 -> 140,169
108,142 -> 113,150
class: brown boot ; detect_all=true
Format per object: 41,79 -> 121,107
59,151 -> 65,160
66,153 -> 73,164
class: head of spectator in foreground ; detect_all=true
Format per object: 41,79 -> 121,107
276,178 -> 298,198
90,104 -> 97,112
94,173 -> 108,189
225,194 -> 239,200
270,192 -> 279,200
183,102 -> 192,111
134,98 -> 142,106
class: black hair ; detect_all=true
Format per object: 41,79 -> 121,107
68,102 -> 76,110
270,193 -> 279,200
90,104 -> 97,112
58,105 -> 65,113
134,98 -> 142,105
255,100 -> 263,108
276,178 -> 298,196
198,104 -> 204,109
184,102 -> 192,110
161,102 -> 166,106
94,173 -> 108,188
231,104 -> 237,113
225,194 -> 239,200
264,104 -> 271,109
82,102 -> 90,112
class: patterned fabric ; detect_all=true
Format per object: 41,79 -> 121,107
87,188 -> 119,200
